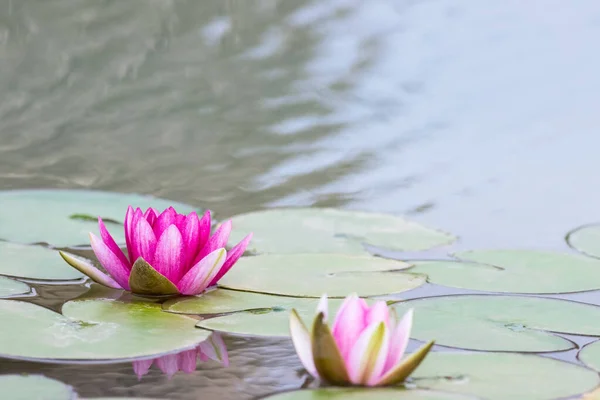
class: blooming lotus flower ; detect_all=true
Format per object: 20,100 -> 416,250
289,294 -> 433,387
133,333 -> 229,380
59,206 -> 252,296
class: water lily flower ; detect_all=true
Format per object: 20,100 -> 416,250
289,294 -> 433,387
133,333 -> 229,380
59,206 -> 252,296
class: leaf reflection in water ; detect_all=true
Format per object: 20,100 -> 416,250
132,333 -> 229,380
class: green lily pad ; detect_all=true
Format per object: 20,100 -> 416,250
218,254 -> 425,298
181,290 -> 347,337
227,208 -> 455,255
393,295 -> 600,352
410,249 -> 600,294
0,374 -> 75,400
163,288 -> 316,315
0,298 -> 209,361
0,189 -> 198,247
567,224 -> 600,259
260,389 -> 476,400
412,352 -> 599,400
0,276 -> 30,298
0,242 -> 83,281
578,340 -> 600,372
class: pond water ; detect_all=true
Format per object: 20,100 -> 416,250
2,0 -> 600,399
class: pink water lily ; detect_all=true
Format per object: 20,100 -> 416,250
60,206 -> 252,296
289,294 -> 433,387
133,333 -> 229,380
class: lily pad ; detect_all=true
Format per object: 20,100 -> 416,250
260,389 -> 476,400
578,340 -> 600,372
0,374 -> 76,400
410,249 -> 600,293
393,295 -> 600,352
218,254 -> 425,297
183,290 -> 347,337
0,242 -> 83,281
0,189 -> 198,247
163,288 -> 315,315
568,224 -> 600,259
0,276 -> 30,298
0,298 -> 209,362
227,208 -> 455,255
412,352 -> 599,400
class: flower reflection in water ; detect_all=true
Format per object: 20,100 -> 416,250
132,333 -> 229,379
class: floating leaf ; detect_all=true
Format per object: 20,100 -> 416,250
0,242 -> 83,281
393,295 -> 600,352
185,290 -> 347,337
260,388 -> 476,400
0,189 -> 198,247
218,254 -> 424,298
578,340 -> 600,373
163,289 -> 317,315
227,208 -> 455,255
0,298 -> 209,361
0,276 -> 30,298
410,249 -> 600,293
567,224 -> 600,259
0,374 -> 75,400
412,352 -> 598,400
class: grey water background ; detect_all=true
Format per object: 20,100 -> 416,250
1,0 -> 600,398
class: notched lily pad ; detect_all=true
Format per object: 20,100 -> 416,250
0,374 -> 76,400
578,340 -> 600,373
409,249 -> 600,293
0,297 -> 209,362
0,276 -> 30,298
412,352 -> 599,400
393,295 -> 600,352
567,224 -> 600,259
0,242 -> 83,281
226,208 -> 455,255
219,253 -> 425,298
178,290 -> 348,337
260,388 -> 477,399
0,189 -> 198,247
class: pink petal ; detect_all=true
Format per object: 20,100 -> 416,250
347,322 -> 390,386
383,309 -> 413,373
131,217 -> 157,265
177,349 -> 198,373
124,206 -> 136,264
98,218 -> 130,269
177,248 -> 227,295
198,333 -> 229,366
366,301 -> 390,327
153,225 -> 184,283
208,232 -> 252,286
181,212 -> 200,270
197,211 -> 212,254
144,207 -> 158,226
175,214 -> 186,232
193,220 -> 231,265
89,233 -> 131,290
332,294 -> 368,362
132,358 -> 154,380
155,354 -> 179,379
153,207 -> 176,239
